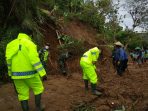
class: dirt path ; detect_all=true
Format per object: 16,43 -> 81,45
0,62 -> 148,111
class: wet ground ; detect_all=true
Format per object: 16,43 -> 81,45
0,62 -> 148,111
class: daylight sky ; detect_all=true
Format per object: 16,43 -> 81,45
112,0 -> 144,32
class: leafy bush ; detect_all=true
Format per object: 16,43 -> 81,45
0,26 -> 20,81
0,39 -> 10,81
77,2 -> 105,32
58,35 -> 84,55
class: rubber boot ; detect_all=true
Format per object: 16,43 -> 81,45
91,83 -> 102,96
84,80 -> 89,91
35,94 -> 45,111
20,100 -> 29,111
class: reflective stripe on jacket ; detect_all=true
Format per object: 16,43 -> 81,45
6,33 -> 46,79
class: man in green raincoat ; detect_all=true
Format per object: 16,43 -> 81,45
6,30 -> 47,111
80,47 -> 102,96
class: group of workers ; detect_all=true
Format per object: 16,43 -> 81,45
5,29 -> 129,111
130,47 -> 148,66
39,41 -> 73,76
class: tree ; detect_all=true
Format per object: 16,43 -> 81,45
100,0 -> 123,41
124,0 -> 148,31
117,0 -> 148,49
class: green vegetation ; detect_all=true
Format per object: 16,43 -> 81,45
0,0 -> 147,80
58,35 -> 84,55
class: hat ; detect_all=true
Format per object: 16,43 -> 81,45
114,41 -> 123,47
135,47 -> 141,50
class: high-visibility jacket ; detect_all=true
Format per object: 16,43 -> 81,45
43,50 -> 49,61
39,48 -> 49,62
80,47 -> 101,65
5,33 -> 46,79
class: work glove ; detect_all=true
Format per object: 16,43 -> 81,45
117,61 -> 120,65
41,75 -> 47,81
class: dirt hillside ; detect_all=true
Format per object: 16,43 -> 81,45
0,21 -> 147,111
42,20 -> 111,73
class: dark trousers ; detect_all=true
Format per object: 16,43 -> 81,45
117,60 -> 124,75
117,59 -> 128,75
59,61 -> 67,75
123,59 -> 128,72
112,58 -> 117,69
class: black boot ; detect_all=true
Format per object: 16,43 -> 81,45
84,80 -> 89,91
35,94 -> 45,111
91,83 -> 102,96
20,100 -> 29,111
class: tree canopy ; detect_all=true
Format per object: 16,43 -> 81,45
0,0 -> 147,78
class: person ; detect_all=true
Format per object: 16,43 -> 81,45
130,50 -> 135,64
5,30 -> 47,111
135,47 -> 142,67
145,49 -> 148,62
111,46 -> 118,69
39,43 -> 50,71
58,51 -> 72,76
122,47 -> 128,72
141,49 -> 145,63
80,47 -> 102,96
114,41 -> 128,76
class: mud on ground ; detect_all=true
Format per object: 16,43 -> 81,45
0,61 -> 148,111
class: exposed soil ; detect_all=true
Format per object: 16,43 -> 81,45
0,21 -> 147,111
0,62 -> 148,111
